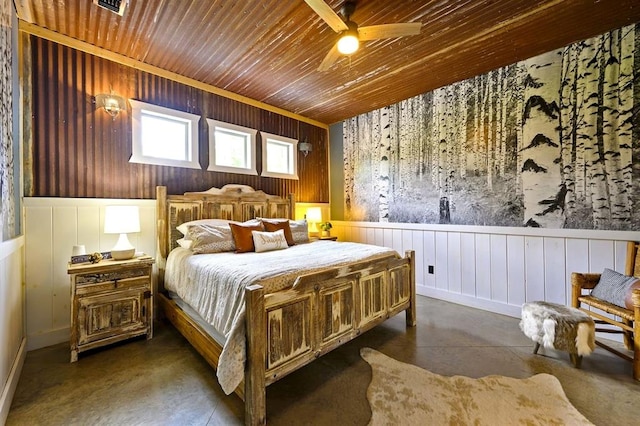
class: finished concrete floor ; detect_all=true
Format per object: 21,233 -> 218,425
7,296 -> 640,425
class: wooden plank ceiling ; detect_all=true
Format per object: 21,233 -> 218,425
14,0 -> 640,125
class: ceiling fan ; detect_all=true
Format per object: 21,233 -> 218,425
304,0 -> 422,71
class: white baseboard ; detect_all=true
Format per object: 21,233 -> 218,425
27,327 -> 69,351
0,337 -> 26,425
417,285 -> 522,319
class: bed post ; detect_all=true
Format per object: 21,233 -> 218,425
245,284 -> 266,426
156,186 -> 168,291
405,250 -> 417,327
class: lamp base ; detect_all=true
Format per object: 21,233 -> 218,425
111,248 -> 135,260
110,233 -> 136,260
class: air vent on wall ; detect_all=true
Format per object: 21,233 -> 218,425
93,0 -> 128,16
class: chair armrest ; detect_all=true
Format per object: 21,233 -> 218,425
571,272 -> 601,291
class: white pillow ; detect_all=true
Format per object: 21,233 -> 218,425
176,238 -> 193,249
176,219 -> 236,237
252,229 -> 288,253
289,219 -> 309,244
187,224 -> 236,254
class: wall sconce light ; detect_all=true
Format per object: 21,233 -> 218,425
104,205 -> 140,260
306,207 -> 322,236
299,138 -> 313,157
95,92 -> 127,119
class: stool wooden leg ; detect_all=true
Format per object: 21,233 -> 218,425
533,342 -> 540,354
570,353 -> 583,368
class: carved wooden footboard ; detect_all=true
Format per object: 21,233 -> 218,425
155,186 -> 416,425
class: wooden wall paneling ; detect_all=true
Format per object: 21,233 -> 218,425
366,227 -> 375,245
489,234 -> 508,303
543,237 -> 566,305
460,233 -> 476,296
402,230 -> 413,261
24,206 -> 53,341
392,229 -> 403,255
434,232 -> 448,291
524,236 -> 544,302
614,240 -> 630,272
565,238 -> 589,307
475,233 -> 491,299
411,230 -> 424,290
77,206 -> 101,252
52,207 -> 76,330
374,228 -> 384,247
446,232 -> 461,294
382,228 -> 392,248
422,230 -> 436,288
506,235 -> 526,306
588,239 -> 614,273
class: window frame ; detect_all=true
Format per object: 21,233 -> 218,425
129,99 -> 201,169
260,131 -> 299,180
206,118 -> 258,176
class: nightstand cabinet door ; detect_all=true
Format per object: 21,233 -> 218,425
78,288 -> 149,345
69,258 -> 154,362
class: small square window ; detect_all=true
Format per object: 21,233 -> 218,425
207,119 -> 257,175
261,132 -> 298,180
129,100 -> 200,169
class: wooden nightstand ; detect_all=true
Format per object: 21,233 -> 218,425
67,256 -> 155,362
319,236 -> 338,241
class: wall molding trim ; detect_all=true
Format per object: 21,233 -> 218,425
0,337 -> 26,425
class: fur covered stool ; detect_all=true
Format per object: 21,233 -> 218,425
520,301 -> 595,368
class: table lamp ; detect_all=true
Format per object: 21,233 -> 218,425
306,207 -> 322,236
104,205 -> 140,260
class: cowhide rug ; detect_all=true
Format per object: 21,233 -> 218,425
360,348 -> 593,425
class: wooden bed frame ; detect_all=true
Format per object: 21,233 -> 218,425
155,185 -> 416,425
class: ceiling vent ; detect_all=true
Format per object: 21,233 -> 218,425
93,0 -> 128,16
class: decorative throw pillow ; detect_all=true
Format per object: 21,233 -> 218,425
289,219 -> 309,244
186,224 -> 235,254
591,268 -> 640,310
177,219 -> 236,238
252,229 -> 289,253
176,238 -> 193,249
261,218 -> 295,246
229,222 -> 264,253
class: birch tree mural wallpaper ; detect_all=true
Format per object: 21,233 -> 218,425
0,0 -> 15,241
344,23 -> 640,231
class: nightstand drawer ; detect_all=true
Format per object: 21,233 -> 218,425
75,274 -> 150,296
76,267 -> 149,285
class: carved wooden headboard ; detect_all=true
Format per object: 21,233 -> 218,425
156,185 -> 295,287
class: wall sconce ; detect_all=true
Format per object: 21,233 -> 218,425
95,92 -> 127,119
104,205 -> 140,260
299,138 -> 313,157
306,207 -> 322,236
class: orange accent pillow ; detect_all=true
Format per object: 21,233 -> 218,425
261,219 -> 295,246
229,222 -> 264,253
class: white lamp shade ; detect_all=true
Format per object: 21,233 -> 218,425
104,206 -> 141,234
306,207 -> 322,222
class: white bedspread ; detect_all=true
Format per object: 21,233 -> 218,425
164,240 -> 397,394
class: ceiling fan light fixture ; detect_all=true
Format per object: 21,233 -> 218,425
337,30 -> 359,54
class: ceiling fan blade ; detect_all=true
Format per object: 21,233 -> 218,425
358,23 -> 422,41
304,0 -> 348,33
318,44 -> 341,72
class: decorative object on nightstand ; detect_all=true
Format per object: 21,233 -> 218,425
104,205 -> 140,260
67,256 -> 154,362
306,207 -> 322,237
319,221 -> 332,237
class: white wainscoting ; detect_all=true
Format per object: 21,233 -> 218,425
331,221 -> 640,320
0,235 -> 25,424
24,198 -> 157,351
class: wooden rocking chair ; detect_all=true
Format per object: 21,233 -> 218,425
571,241 -> 640,380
